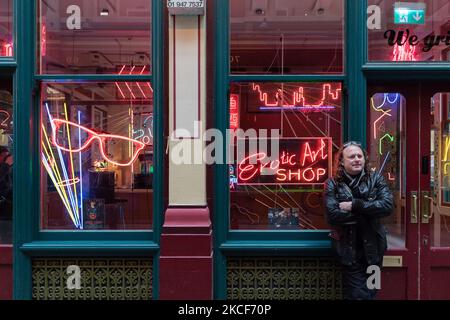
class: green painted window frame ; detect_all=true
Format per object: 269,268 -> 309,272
213,0 -> 367,299
12,0 -> 164,299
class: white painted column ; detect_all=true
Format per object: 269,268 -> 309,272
168,14 -> 206,206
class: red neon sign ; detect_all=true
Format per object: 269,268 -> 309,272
51,119 -> 145,167
237,138 -> 332,185
41,24 -> 46,57
230,94 -> 239,130
252,83 -> 341,108
3,42 -> 12,57
115,65 -> 152,99
392,34 -> 416,61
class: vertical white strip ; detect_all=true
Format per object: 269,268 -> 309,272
174,16 -> 200,138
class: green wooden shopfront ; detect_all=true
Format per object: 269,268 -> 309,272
0,0 -> 450,300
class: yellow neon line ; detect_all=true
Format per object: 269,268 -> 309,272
444,136 -> 450,162
42,156 -> 77,226
41,124 -> 72,211
40,144 -> 75,223
63,103 -> 79,214
43,157 -> 75,223
42,124 -> 65,186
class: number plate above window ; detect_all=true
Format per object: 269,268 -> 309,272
167,0 -> 205,15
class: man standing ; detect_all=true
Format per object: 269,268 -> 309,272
324,141 -> 393,300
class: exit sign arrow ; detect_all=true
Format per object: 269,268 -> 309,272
412,11 -> 422,21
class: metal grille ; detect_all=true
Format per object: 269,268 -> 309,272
227,257 -> 342,300
32,258 -> 152,300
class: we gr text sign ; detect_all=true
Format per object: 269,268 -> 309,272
168,0 -> 205,15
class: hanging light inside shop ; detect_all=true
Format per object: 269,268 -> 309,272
100,8 -> 109,16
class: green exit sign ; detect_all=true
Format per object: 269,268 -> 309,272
394,2 -> 426,25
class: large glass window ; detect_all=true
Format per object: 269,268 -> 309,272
368,0 -> 450,62
368,93 -> 406,248
230,0 -> 345,74
432,92 -> 450,247
229,82 -> 342,230
38,0 -> 151,74
0,83 -> 12,243
0,0 -> 13,57
40,82 -> 153,230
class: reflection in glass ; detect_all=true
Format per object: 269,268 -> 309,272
368,0 -> 450,62
38,0 -> 151,74
229,82 -> 342,230
230,0 -> 344,74
0,0 -> 13,57
368,93 -> 406,248
431,92 -> 450,247
40,82 -> 153,230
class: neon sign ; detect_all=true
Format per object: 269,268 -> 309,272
259,105 -> 336,112
237,138 -> 331,185
3,43 -> 12,57
230,94 -> 239,130
41,24 -> 46,57
379,133 -> 394,155
252,83 -> 341,111
51,119 -> 145,167
115,65 -> 152,99
0,110 -> 10,127
392,33 -> 417,61
42,103 -> 83,229
133,114 -> 153,145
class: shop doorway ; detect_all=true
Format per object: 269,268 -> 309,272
368,80 -> 450,299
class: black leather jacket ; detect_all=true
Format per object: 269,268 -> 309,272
324,171 -> 393,266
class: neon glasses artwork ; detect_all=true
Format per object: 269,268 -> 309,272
51,119 -> 146,167
42,102 -> 147,229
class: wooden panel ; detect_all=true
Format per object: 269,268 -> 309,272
377,268 -> 407,300
0,246 -> 12,300
430,268 -> 450,299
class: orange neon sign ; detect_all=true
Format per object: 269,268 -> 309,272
237,138 -> 332,185
51,119 -> 145,167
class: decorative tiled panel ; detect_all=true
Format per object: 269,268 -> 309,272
32,258 -> 152,300
227,257 -> 342,300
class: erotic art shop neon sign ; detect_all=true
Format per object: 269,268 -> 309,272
237,138 -> 332,185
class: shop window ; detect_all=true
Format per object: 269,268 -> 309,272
230,0 -> 345,74
368,93 -> 406,248
38,0 -> 151,74
40,82 -> 153,230
229,82 -> 342,230
0,0 -> 13,57
368,0 -> 450,62
0,84 -> 12,243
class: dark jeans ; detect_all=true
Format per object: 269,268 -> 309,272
342,260 -> 378,300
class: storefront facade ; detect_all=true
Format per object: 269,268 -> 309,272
0,0 -> 450,300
